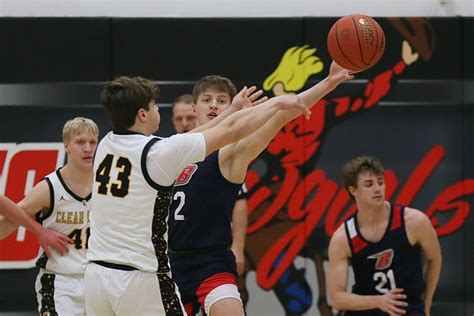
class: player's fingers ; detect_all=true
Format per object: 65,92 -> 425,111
394,300 -> 408,307
60,234 -> 74,244
239,86 -> 248,96
391,288 -> 405,294
300,104 -> 311,119
60,239 -> 70,253
346,71 -> 355,80
54,240 -> 68,255
389,298 -> 407,306
395,293 -> 407,300
246,86 -> 257,96
389,304 -> 406,315
253,96 -> 268,106
249,90 -> 263,101
43,246 -> 52,258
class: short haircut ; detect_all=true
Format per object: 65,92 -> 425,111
172,94 -> 194,110
100,76 -> 160,130
192,75 -> 237,104
62,117 -> 99,143
341,155 -> 385,200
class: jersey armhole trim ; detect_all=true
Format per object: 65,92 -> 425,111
141,137 -> 173,192
343,220 -> 355,256
36,177 -> 55,224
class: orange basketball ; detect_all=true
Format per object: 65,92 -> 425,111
327,14 -> 386,72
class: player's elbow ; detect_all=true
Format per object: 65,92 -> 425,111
0,227 -> 11,240
427,251 -> 442,268
329,289 -> 346,310
0,221 -> 16,240
331,298 -> 346,310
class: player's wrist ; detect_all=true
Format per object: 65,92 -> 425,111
231,244 -> 244,253
29,221 -> 43,236
373,295 -> 383,310
325,75 -> 343,89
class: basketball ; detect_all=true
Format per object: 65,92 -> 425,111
327,14 -> 385,72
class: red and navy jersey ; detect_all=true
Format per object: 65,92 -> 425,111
344,205 -> 425,310
168,150 -> 242,252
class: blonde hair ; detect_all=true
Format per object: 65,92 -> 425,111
62,117 -> 99,143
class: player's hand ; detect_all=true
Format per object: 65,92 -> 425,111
231,247 -> 245,276
275,94 -> 311,119
231,86 -> 268,111
328,61 -> 355,84
376,288 -> 408,315
36,227 -> 73,257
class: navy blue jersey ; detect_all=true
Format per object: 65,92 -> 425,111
344,205 -> 425,313
168,150 -> 242,252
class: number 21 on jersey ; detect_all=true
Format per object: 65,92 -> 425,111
373,269 -> 396,293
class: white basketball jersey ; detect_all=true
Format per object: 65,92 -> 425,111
87,131 -> 205,273
36,169 -> 91,275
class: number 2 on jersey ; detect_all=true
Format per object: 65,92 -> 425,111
373,269 -> 396,293
173,191 -> 186,221
96,154 -> 132,197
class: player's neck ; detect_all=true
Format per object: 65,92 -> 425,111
127,125 -> 152,136
356,201 -> 390,225
61,164 -> 93,187
196,120 -> 206,128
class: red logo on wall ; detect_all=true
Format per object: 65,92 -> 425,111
0,143 -> 65,269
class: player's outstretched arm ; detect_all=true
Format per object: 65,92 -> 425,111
0,182 -> 71,256
201,93 -> 310,156
0,194 -> 71,256
192,86 -> 267,134
298,61 -> 353,106
219,62 -> 352,183
328,226 -> 408,314
0,181 -> 49,239
405,208 -> 442,315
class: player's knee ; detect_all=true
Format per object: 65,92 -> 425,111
208,297 -> 244,316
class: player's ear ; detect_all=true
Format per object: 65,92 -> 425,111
348,185 -> 357,196
137,108 -> 147,122
64,142 -> 70,154
192,103 -> 197,113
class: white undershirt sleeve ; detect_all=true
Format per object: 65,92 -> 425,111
146,133 -> 206,187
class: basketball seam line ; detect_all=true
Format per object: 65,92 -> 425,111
367,23 -> 380,65
351,15 -> 369,68
335,19 -> 361,70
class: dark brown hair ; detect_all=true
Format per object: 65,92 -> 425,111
100,76 -> 160,130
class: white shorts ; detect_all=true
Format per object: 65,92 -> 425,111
35,269 -> 85,316
84,262 -> 186,316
